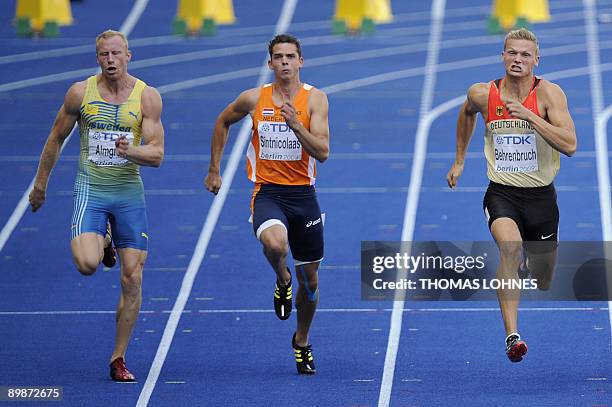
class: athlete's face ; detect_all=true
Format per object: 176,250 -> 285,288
96,35 -> 131,80
268,43 -> 303,81
502,39 -> 539,78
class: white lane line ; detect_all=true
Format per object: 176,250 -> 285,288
0,307 -> 603,316
119,0 -> 149,39
0,1 -> 148,253
134,2 -> 298,406
378,2 -> 445,407
596,107 -> 612,241
0,310 -> 155,315
584,0 -> 612,348
0,176 -> 39,253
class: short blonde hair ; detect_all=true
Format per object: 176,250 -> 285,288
95,30 -> 128,53
504,28 -> 539,56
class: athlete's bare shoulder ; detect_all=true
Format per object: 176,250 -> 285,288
467,82 -> 491,112
535,79 -> 567,104
308,86 -> 327,101
64,80 -> 87,114
233,87 -> 261,113
466,82 -> 490,114
306,86 -> 329,116
141,85 -> 163,118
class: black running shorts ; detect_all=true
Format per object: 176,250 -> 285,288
252,184 -> 324,265
483,181 -> 559,250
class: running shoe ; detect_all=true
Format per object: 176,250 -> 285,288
292,333 -> 316,375
102,223 -> 116,268
505,333 -> 528,363
109,357 -> 135,382
274,270 -> 292,320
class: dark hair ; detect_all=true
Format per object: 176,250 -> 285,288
268,34 -> 302,58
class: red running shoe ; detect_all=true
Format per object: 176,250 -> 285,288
505,334 -> 528,363
102,223 -> 116,268
110,357 -> 135,382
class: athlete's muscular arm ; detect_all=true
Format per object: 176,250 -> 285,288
447,83 -> 488,189
281,88 -> 329,162
504,81 -> 576,156
29,81 -> 84,212
204,88 -> 259,195
115,86 -> 164,167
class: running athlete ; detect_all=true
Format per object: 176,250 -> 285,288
204,34 -> 329,374
29,30 -> 164,381
446,28 -> 576,362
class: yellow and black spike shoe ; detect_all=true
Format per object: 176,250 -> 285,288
274,271 -> 292,320
292,333 -> 316,375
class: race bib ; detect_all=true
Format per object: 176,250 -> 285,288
493,133 -> 538,173
88,130 -> 134,167
257,121 -> 302,161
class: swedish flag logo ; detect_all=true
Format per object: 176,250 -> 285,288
84,104 -> 99,115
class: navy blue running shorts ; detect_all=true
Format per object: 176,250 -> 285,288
252,184 -> 324,265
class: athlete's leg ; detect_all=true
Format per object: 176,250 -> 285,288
108,189 -> 148,365
111,247 -> 146,363
259,225 -> 292,285
294,261 -> 319,346
522,187 -> 560,291
490,217 -> 523,336
524,248 -> 557,290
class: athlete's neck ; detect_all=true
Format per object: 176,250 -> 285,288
98,73 -> 135,95
502,74 -> 534,101
274,79 -> 302,102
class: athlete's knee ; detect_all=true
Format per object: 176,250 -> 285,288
120,267 -> 143,300
303,283 -> 318,302
121,274 -> 142,301
297,267 -> 318,302
263,239 -> 289,259
73,255 -> 99,276
498,241 -> 522,261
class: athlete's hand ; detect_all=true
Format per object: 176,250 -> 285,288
504,99 -> 533,121
280,101 -> 299,129
205,171 -> 222,195
446,162 -> 464,189
29,185 -> 46,212
115,135 -> 130,158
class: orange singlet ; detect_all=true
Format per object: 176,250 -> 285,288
247,83 -> 316,187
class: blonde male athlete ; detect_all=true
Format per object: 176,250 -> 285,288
29,30 -> 164,380
447,28 -> 576,362
205,34 -> 330,374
